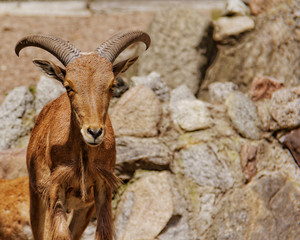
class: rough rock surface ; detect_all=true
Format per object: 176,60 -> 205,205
110,85 -> 162,137
226,91 -> 262,139
115,136 -> 172,179
137,8 -> 211,94
199,1 -> 300,99
204,173 -> 300,240
34,75 -> 65,115
0,148 -> 27,179
0,86 -> 34,150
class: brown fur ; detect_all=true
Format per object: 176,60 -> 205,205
26,54 -> 125,240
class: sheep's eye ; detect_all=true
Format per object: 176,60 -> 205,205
110,84 -> 116,92
66,86 -> 74,93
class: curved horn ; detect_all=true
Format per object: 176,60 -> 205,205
15,34 -> 81,66
95,30 -> 151,63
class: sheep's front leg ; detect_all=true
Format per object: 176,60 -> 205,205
94,181 -> 113,240
47,184 -> 71,240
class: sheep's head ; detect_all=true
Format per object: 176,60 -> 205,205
15,31 -> 150,146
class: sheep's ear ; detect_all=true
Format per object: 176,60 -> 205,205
32,59 -> 66,83
113,56 -> 138,78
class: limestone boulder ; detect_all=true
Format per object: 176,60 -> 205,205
223,0 -> 250,16
199,1 -> 300,100
0,148 -> 27,179
110,85 -> 162,137
137,8 -> 211,94
114,171 -> 191,240
0,86 -> 34,150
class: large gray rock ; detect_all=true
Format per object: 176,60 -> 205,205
35,75 -> 65,114
115,136 -> 172,179
226,91 -> 262,139
137,8 -> 211,94
0,86 -> 34,150
199,1 -> 300,99
110,85 -> 162,137
114,171 -> 189,240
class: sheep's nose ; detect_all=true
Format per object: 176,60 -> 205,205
87,128 -> 103,139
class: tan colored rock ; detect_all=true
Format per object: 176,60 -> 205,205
111,85 -> 162,137
249,76 -> 284,101
0,148 -> 27,179
114,171 -> 174,240
213,16 -> 255,42
0,177 -> 31,240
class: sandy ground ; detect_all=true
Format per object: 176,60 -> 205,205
0,12 -> 154,104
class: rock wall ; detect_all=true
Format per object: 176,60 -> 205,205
1,1 -> 300,239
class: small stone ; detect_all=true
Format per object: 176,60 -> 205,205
111,85 -> 162,137
270,86 -> 300,129
208,82 -> 238,103
226,91 -> 261,140
170,100 -> 213,132
213,16 -> 255,41
35,75 -> 65,115
249,76 -> 284,101
131,72 -> 170,102
224,0 -> 251,16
